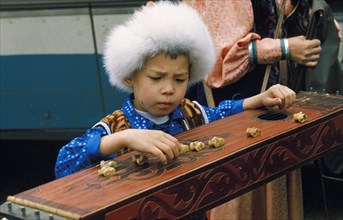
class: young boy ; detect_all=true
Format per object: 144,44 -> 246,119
55,1 -> 295,179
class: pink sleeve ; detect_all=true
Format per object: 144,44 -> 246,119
206,33 -> 261,88
206,36 -> 282,88
256,38 -> 282,64
187,0 -> 282,88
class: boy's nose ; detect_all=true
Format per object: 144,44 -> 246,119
161,83 -> 174,94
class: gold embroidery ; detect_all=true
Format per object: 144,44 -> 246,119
179,99 -> 204,129
100,110 -> 131,157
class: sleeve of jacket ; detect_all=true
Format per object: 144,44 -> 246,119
54,126 -> 112,179
306,0 -> 343,94
194,99 -> 244,123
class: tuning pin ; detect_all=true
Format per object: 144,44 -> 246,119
309,87 -> 314,92
322,88 -> 326,94
49,214 -> 54,220
336,90 -> 340,96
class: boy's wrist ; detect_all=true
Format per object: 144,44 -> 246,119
243,93 -> 264,110
100,133 -> 122,156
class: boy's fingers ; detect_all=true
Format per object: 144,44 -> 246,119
160,135 -> 179,157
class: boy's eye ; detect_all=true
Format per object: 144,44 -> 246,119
176,78 -> 187,83
149,76 -> 161,80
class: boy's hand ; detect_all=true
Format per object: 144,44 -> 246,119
262,84 -> 296,110
120,129 -> 180,165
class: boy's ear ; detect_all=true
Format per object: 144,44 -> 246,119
124,77 -> 133,88
146,1 -> 155,7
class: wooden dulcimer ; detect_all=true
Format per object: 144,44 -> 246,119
1,91 -> 342,220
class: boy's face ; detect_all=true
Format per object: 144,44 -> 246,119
125,54 -> 190,117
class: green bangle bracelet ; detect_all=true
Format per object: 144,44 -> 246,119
280,39 -> 287,60
252,40 -> 257,64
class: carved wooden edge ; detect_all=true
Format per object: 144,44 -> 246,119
6,196 -> 80,220
103,114 -> 343,220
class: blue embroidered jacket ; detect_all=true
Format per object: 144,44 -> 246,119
55,95 -> 244,178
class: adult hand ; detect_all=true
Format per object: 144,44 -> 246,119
334,19 -> 342,42
288,35 -> 321,67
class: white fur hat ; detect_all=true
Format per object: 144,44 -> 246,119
103,1 -> 215,92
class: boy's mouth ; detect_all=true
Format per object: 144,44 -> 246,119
157,102 -> 173,109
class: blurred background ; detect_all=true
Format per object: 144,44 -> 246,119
0,0 -> 342,219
